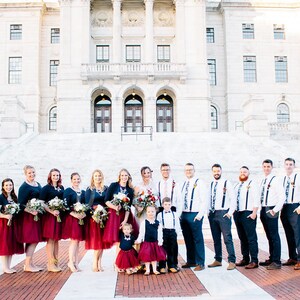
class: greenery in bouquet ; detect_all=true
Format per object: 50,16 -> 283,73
48,197 -> 68,222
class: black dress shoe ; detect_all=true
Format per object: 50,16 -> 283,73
236,260 -> 249,267
259,259 -> 272,266
283,259 -> 297,266
181,263 -> 196,268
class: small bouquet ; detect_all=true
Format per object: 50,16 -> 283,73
91,205 -> 109,228
26,198 -> 45,221
134,189 -> 158,217
73,202 -> 89,225
48,197 -> 68,222
111,192 -> 131,215
4,203 -> 20,226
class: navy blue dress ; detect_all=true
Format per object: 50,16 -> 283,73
40,184 -> 65,240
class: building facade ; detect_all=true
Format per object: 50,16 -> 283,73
0,0 -> 300,139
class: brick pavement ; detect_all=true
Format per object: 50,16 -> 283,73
205,239 -> 300,300
115,254 -> 208,298
0,241 -> 86,300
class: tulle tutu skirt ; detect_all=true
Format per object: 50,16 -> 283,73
115,248 -> 139,269
62,214 -> 85,241
42,212 -> 62,240
102,209 -> 139,249
138,241 -> 166,262
16,211 -> 43,244
85,216 -> 104,250
0,218 -> 24,255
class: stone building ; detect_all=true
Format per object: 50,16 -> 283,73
0,0 -> 299,139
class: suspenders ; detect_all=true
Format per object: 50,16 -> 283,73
221,180 -> 227,208
161,211 -> 175,228
284,174 -> 298,203
265,176 -> 275,206
245,180 -> 252,210
190,179 -> 199,212
159,180 -> 175,206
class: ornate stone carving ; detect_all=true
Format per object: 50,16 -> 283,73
154,4 -> 174,27
91,10 -> 112,27
122,9 -> 144,27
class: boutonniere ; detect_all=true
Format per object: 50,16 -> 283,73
223,187 -> 227,193
194,183 -> 197,189
291,182 -> 295,187
172,181 -> 176,188
246,185 -> 251,190
267,184 -> 271,189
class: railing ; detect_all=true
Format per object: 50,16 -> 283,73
81,63 -> 187,80
121,126 -> 153,141
269,122 -> 300,133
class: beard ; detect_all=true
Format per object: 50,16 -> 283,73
239,175 -> 248,182
214,174 -> 221,180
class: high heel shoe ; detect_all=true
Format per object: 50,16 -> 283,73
67,262 -> 78,273
47,261 -> 61,273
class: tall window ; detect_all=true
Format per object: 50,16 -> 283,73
207,59 -> 216,86
126,45 -> 141,62
96,45 -> 109,62
206,28 -> 215,43
211,105 -> 218,130
51,28 -> 60,44
277,103 -> 290,123
156,95 -> 174,132
275,56 -> 288,83
94,95 -> 112,133
157,45 -> 170,62
124,95 -> 143,132
49,106 -> 57,130
50,60 -> 59,86
10,24 -> 22,40
243,56 -> 256,82
274,24 -> 285,40
9,57 -> 22,84
242,23 -> 254,39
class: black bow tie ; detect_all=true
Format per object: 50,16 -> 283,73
165,211 -> 171,213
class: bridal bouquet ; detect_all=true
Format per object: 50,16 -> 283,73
73,202 -> 89,225
4,203 -> 20,226
134,189 -> 158,217
48,197 -> 68,222
26,198 -> 45,221
111,192 -> 131,215
91,204 -> 109,228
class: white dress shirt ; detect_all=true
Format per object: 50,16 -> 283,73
282,172 -> 300,205
156,210 -> 181,234
208,178 -> 236,216
234,179 -> 260,212
156,177 -> 177,207
177,177 -> 208,219
260,174 -> 285,213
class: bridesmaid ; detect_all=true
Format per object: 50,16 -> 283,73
102,168 -> 139,250
62,172 -> 86,272
17,165 -> 43,272
0,179 -> 24,273
40,168 -> 64,272
85,169 -> 107,272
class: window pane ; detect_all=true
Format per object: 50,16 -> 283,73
277,103 -> 289,123
10,24 -> 22,40
206,28 -> 215,43
9,57 -> 22,84
51,28 -> 60,44
274,24 -> 285,40
96,45 -> 109,62
157,45 -> 170,62
49,106 -> 57,130
126,45 -> 141,62
50,60 -> 59,86
211,106 -> 218,129
242,23 -> 254,39
243,56 -> 256,82
207,59 -> 216,85
275,56 -> 288,82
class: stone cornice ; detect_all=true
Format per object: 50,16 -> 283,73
218,1 -> 300,10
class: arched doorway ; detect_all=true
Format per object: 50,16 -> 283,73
156,95 -> 174,132
124,94 -> 143,132
94,95 -> 112,132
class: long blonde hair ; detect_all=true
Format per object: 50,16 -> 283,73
90,169 -> 104,190
118,168 -> 133,188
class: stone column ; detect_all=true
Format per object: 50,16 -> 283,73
112,0 -> 122,63
144,0 -> 154,63
174,0 -> 185,63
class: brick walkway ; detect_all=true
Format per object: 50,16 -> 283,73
0,241 -> 86,300
115,255 -> 208,298
205,239 -> 300,300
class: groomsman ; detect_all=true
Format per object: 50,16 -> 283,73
208,164 -> 236,270
157,163 -> 177,211
280,158 -> 300,270
178,163 -> 207,271
259,159 -> 285,270
233,166 -> 259,269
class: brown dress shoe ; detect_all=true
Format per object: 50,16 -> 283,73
294,262 -> 300,270
283,259 -> 297,266
266,262 -> 281,270
168,268 -> 178,273
194,265 -> 205,271
259,259 -> 272,266
245,262 -> 258,269
208,260 -> 222,268
181,263 -> 196,268
236,260 -> 249,267
227,262 -> 236,270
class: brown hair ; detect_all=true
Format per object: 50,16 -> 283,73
1,178 -> 18,203
47,168 -> 62,187
118,168 -> 133,188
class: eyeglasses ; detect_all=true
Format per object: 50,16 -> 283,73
161,169 -> 170,172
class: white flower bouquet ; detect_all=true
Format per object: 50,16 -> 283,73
91,204 -> 109,228
26,198 -> 45,221
4,202 -> 20,226
48,197 -> 68,222
73,202 -> 89,225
